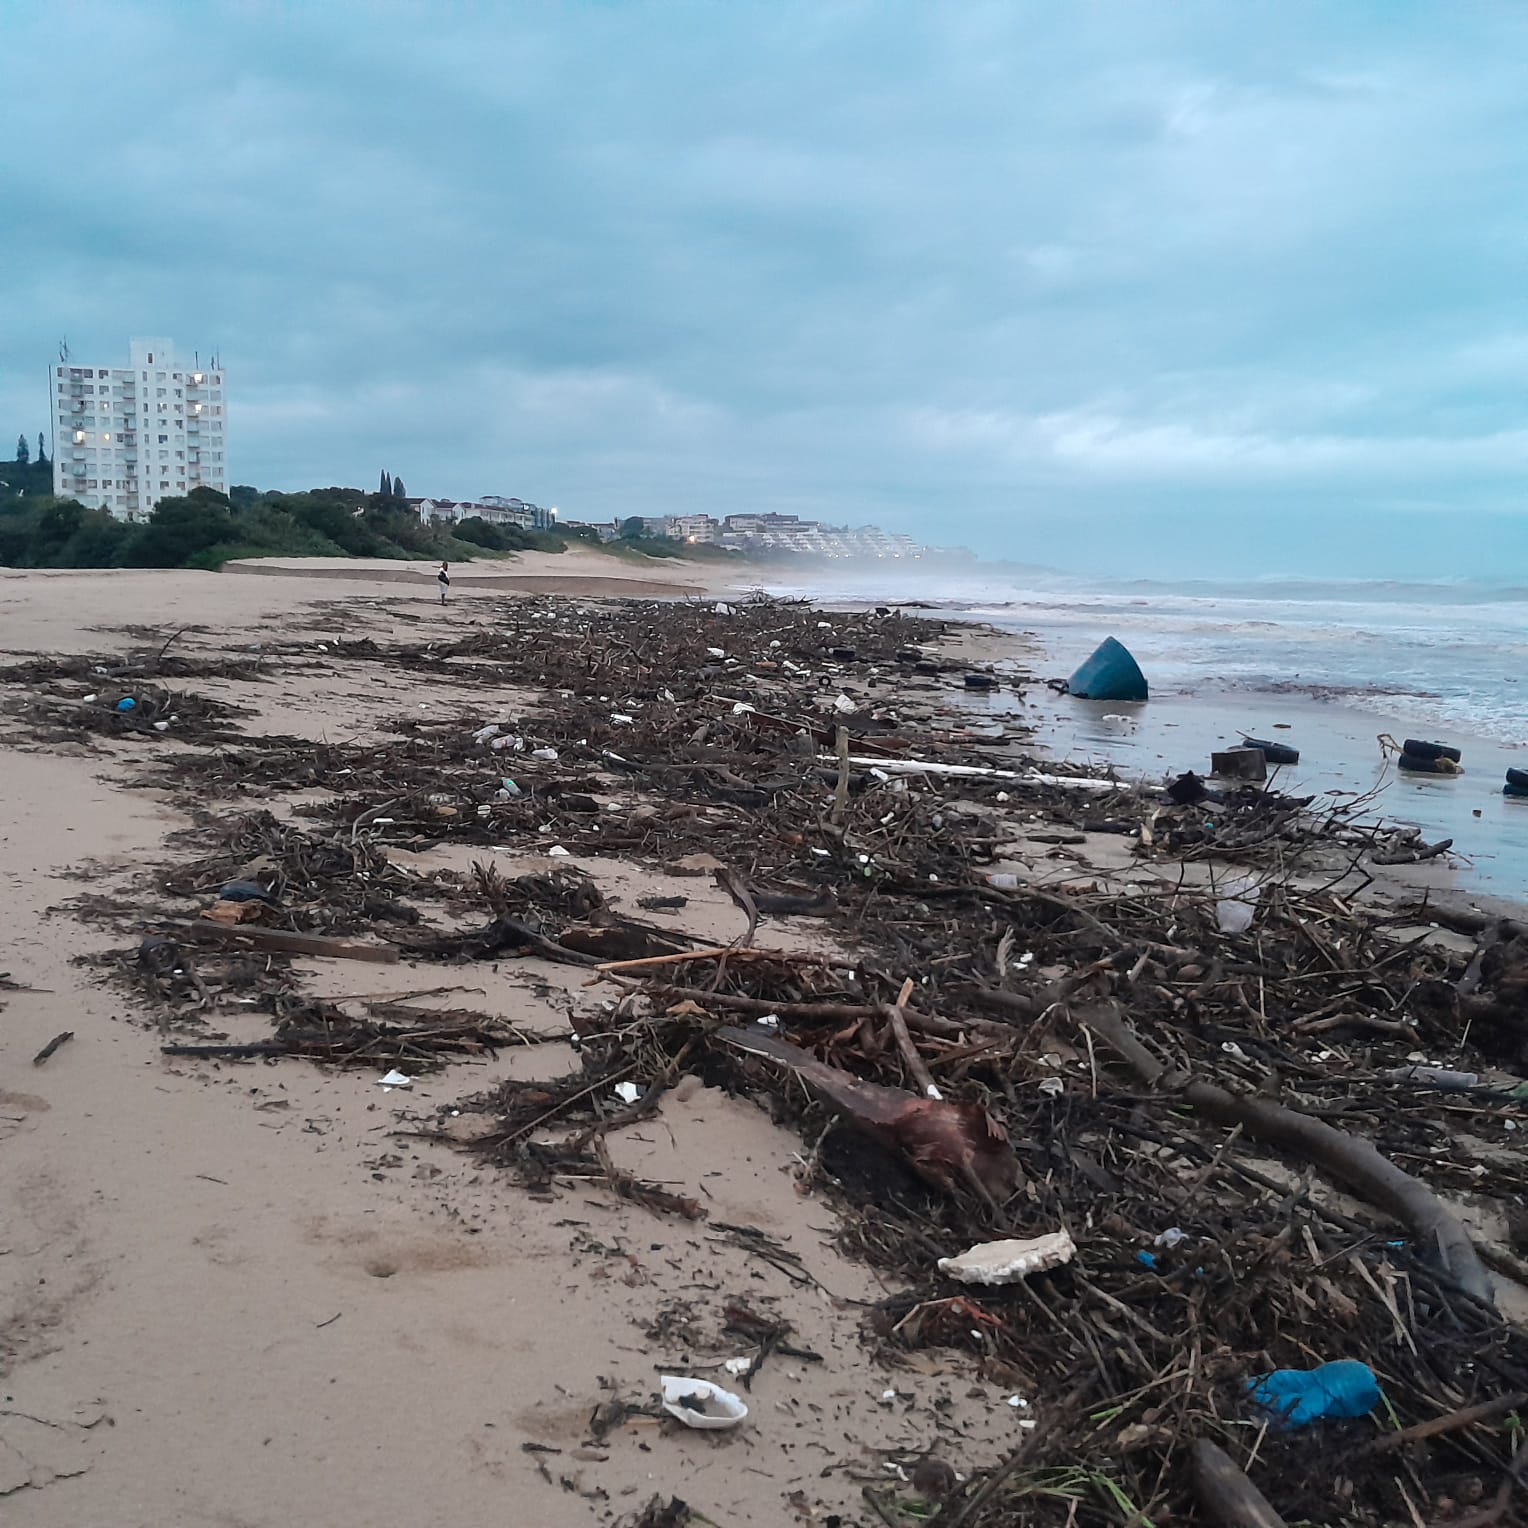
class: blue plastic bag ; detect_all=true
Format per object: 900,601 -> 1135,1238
115,697 -> 136,712
1248,1360 -> 1380,1426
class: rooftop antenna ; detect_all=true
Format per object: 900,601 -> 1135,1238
58,337 -> 70,363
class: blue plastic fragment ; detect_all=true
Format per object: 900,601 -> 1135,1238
115,697 -> 136,712
1135,1252 -> 1157,1270
1248,1360 -> 1381,1427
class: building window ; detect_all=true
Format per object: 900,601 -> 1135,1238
158,435 -> 167,444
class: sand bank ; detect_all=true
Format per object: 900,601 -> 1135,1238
226,549 -> 739,600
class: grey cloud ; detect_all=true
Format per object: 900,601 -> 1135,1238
4,1 -> 1528,577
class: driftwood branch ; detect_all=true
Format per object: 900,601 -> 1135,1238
161,921 -> 400,964
1191,1439 -> 1287,1528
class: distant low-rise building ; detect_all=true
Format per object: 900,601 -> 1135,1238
722,512 -> 820,536
667,514 -> 718,543
717,515 -> 922,559
411,495 -> 556,531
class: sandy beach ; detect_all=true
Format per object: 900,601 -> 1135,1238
0,565 -> 1018,1527
3,563 -> 1526,1527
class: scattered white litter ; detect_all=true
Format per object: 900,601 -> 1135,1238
660,1376 -> 748,1430
833,693 -> 857,715
548,845 -> 571,858
531,747 -> 559,761
937,1231 -> 1077,1285
378,1070 -> 413,1091
1155,1227 -> 1189,1248
1037,1076 -> 1064,1098
610,714 -> 635,725
757,1014 -> 780,1031
723,1356 -> 754,1377
472,723 -> 501,743
613,1081 -> 642,1105
1215,877 -> 1262,934
706,647 -> 726,659
714,602 -> 733,615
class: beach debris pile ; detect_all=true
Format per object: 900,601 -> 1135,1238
10,594 -> 1528,1525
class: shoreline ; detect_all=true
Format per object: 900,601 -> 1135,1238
2,573 -> 1525,1526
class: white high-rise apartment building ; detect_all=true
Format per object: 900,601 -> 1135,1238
50,338 -> 226,518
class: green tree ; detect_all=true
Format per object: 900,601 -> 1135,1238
392,475 -> 406,499
31,498 -> 86,561
619,516 -> 649,541
15,434 -> 29,465
379,469 -> 391,496
37,433 -> 47,465
124,494 -> 237,566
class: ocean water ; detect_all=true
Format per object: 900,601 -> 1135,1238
958,573 -> 1528,750
769,567 -> 1528,895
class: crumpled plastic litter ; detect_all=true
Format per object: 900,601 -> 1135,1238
1248,1359 -> 1380,1426
1215,877 -> 1261,934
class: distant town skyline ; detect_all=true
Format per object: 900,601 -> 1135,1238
6,4 -> 1528,579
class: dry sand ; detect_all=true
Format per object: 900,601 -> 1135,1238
227,549 -> 741,601
0,568 -> 1020,1527
0,549 -> 743,658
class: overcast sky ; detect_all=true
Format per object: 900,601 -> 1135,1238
6,2 -> 1528,579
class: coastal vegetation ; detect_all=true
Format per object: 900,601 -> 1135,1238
0,481 -> 518,570
0,451 -> 724,570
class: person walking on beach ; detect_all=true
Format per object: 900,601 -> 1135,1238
437,561 -> 450,606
